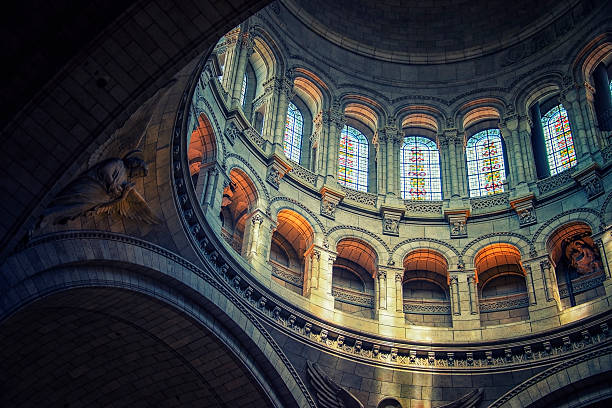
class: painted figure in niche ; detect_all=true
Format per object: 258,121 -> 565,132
560,234 -> 604,277
36,151 -> 160,229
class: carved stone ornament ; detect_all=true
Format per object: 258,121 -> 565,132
319,186 -> 345,220
510,194 -> 537,227
224,121 -> 240,145
36,151 -> 161,229
266,153 -> 292,190
444,209 -> 469,239
380,205 -> 404,236
575,168 -> 604,201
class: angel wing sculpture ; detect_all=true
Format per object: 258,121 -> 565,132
307,361 -> 364,408
37,151 -> 160,229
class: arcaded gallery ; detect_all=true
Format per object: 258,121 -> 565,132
2,0 -> 612,407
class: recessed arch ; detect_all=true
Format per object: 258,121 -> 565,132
220,168 -> 259,252
187,113 -> 217,177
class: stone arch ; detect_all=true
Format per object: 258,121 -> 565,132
461,232 -> 531,269
513,72 -> 565,115
390,238 -> 460,269
225,153 -> 270,206
342,95 -> 387,133
327,225 -> 391,264
395,104 -> 445,132
570,31 -> 612,86
601,190 -> 612,223
188,113 -> 218,177
292,68 -> 331,115
377,397 -> 403,408
0,233 -> 315,408
268,196 -> 327,246
250,25 -> 286,83
489,347 -> 612,408
457,98 -> 505,132
532,208 -> 603,253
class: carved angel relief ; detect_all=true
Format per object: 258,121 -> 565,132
37,151 -> 161,229
307,361 -> 483,408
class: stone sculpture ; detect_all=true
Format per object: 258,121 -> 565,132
37,151 -> 160,228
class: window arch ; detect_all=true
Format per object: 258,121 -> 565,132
338,125 -> 368,192
466,128 -> 506,197
400,136 -> 442,200
541,104 -> 576,175
283,102 -> 303,163
240,73 -> 248,108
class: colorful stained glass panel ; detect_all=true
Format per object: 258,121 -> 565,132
284,102 -> 303,163
338,125 -> 368,192
541,104 -> 576,176
400,136 -> 442,200
466,128 -> 506,197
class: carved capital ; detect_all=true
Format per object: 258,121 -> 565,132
444,209 -> 469,239
510,194 -> 537,227
319,186 -> 345,220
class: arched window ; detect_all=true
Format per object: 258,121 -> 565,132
338,125 -> 368,192
541,104 -> 576,176
400,136 -> 442,200
240,73 -> 247,107
283,102 -> 303,162
466,128 -> 506,197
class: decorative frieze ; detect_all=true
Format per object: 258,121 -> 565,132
558,274 -> 606,298
404,200 -> 443,215
270,261 -> 304,288
470,192 -> 509,211
510,194 -> 537,227
537,170 -> 573,194
338,184 -> 377,207
243,127 -> 266,149
224,121 -> 240,145
479,293 -> 530,312
332,286 -> 375,308
403,300 -> 451,315
288,164 -> 318,186
319,186 -> 345,220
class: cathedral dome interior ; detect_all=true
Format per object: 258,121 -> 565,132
1,1 -> 612,407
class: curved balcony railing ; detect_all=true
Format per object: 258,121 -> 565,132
403,299 -> 451,315
332,286 -> 375,308
269,260 -> 304,289
479,292 -> 529,313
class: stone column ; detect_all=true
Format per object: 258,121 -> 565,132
449,271 -> 481,336
499,114 -> 524,188
220,27 -> 241,93
378,124 -> 399,196
261,78 -> 280,142
524,264 -> 537,306
377,270 -> 387,310
518,115 -> 537,182
395,273 -> 404,312
324,104 -> 346,182
308,250 -> 336,314
524,256 -> 562,328
272,75 -> 294,153
229,31 -> 254,109
442,127 -> 465,198
559,88 -> 592,165
449,274 -> 460,316
594,233 -> 612,297
438,136 -> 453,199
467,274 -> 479,315
242,212 -> 264,260
303,246 -> 322,297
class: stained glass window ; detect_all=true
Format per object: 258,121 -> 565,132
609,79 -> 612,99
338,125 -> 368,192
400,136 -> 442,200
466,128 -> 506,197
283,102 -> 303,162
240,73 -> 247,107
541,104 -> 576,176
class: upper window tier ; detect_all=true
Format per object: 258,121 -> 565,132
338,125 -> 368,192
466,128 -> 506,197
400,136 -> 442,201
